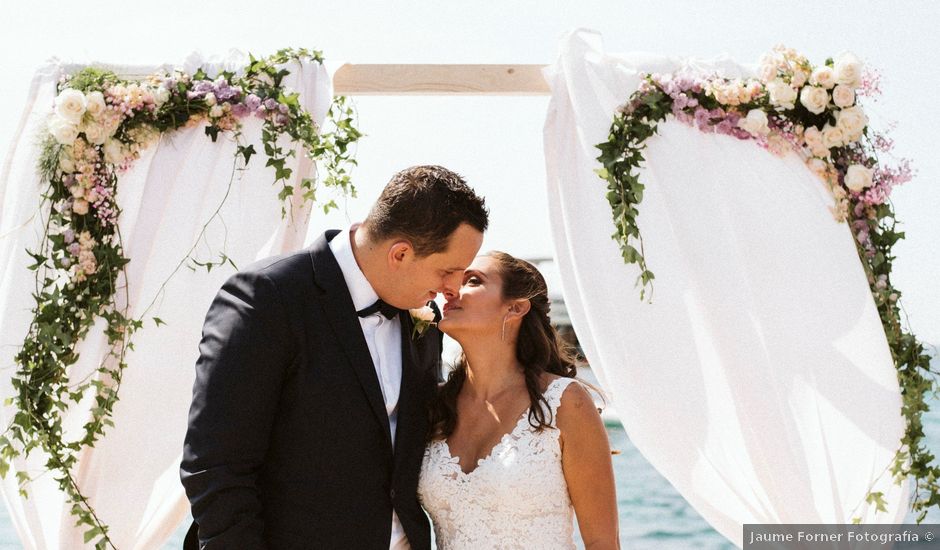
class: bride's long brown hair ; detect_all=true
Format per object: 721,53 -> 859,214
428,252 -> 579,440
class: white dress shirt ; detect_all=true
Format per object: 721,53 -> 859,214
329,224 -> 409,550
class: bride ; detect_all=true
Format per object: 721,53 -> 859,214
418,251 -> 620,549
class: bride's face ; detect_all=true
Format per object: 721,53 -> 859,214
437,255 -> 508,339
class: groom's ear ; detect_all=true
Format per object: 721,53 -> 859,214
387,241 -> 412,269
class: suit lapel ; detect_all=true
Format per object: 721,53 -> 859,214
394,312 -> 422,457
309,230 -> 392,449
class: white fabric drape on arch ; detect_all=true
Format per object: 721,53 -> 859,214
0,52 -> 331,549
543,30 -> 909,547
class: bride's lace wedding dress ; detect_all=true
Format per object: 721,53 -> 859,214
418,377 -> 578,549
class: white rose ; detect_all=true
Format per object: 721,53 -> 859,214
48,115 -> 79,145
81,121 -> 108,145
791,69 -> 808,88
766,78 -> 798,109
806,158 -> 830,180
103,138 -> 125,165
209,105 -> 224,118
803,126 -> 829,156
737,109 -> 771,137
810,66 -> 836,89
154,86 -> 171,107
85,91 -> 106,118
205,92 -> 217,106
411,306 -> 437,323
72,198 -> 90,216
58,147 -> 75,173
821,124 -> 845,149
836,106 -> 868,141
799,86 -> 830,114
54,88 -> 87,124
844,164 -> 874,192
831,85 -> 855,108
834,52 -> 863,88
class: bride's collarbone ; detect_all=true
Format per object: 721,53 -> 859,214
446,396 -> 527,465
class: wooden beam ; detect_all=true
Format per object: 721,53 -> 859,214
333,64 -> 550,96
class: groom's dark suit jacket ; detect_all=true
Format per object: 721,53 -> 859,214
180,230 -> 442,549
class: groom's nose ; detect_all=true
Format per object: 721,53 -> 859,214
440,271 -> 462,296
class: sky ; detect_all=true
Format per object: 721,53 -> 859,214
1,0 -> 938,345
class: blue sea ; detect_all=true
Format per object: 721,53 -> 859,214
1,356 -> 937,549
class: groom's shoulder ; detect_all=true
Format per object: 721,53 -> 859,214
237,248 -> 313,286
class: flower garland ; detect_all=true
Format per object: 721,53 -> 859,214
596,45 -> 937,521
0,48 -> 361,548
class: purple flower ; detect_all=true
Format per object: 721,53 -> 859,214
694,107 -> 714,132
230,103 -> 249,118
715,119 -> 735,135
67,243 -> 81,256
278,103 -> 289,114
731,128 -> 752,140
274,113 -> 290,126
214,83 -> 239,102
245,94 -> 261,111
263,98 -> 278,111
193,81 -> 213,94
674,111 -> 694,125
63,229 -> 75,244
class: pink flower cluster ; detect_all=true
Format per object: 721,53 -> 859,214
63,229 -> 97,282
627,48 -> 915,260
184,75 -> 292,130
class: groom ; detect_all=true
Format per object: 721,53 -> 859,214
180,165 -> 488,549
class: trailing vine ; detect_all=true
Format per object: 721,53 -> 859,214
596,46 -> 938,520
0,48 -> 361,548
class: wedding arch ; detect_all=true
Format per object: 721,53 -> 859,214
0,31 -> 934,548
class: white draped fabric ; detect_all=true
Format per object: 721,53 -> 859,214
0,53 -> 331,548
543,30 -> 909,547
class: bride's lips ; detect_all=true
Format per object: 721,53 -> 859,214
442,303 -> 461,314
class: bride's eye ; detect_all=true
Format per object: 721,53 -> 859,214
464,276 -> 481,285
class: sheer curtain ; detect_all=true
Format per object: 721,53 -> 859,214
0,52 -> 330,549
543,30 -> 908,547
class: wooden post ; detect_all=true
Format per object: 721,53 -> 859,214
332,64 -> 550,96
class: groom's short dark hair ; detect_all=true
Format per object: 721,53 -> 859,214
364,165 -> 489,256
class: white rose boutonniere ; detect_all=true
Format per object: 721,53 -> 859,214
410,302 -> 440,340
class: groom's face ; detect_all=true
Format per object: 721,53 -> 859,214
386,223 -> 484,310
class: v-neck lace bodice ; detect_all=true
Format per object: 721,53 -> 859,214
417,377 -> 577,549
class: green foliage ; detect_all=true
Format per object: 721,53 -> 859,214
4,47 -> 360,548
595,76 -> 671,301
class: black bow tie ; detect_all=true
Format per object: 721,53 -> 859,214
357,299 -> 401,320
